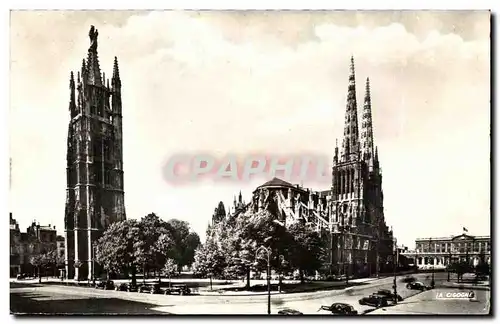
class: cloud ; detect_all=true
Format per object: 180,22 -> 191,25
10,11 -> 490,246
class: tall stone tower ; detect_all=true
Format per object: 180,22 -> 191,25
330,57 -> 393,277
64,26 -> 126,280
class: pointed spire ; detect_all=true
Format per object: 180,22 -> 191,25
239,191 -> 242,203
85,25 -> 102,86
361,77 -> 375,169
340,56 -> 360,162
112,56 -> 121,88
69,72 -> 76,113
81,59 -> 87,79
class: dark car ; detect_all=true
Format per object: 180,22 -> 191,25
16,274 -> 26,280
406,281 -> 429,291
139,283 -> 162,294
401,276 -> 416,283
359,294 -> 389,307
277,308 -> 303,315
164,284 -> 191,295
318,303 -> 358,315
375,289 -> 403,302
115,282 -> 140,292
95,280 -> 115,290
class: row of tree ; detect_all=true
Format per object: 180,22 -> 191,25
192,204 -> 329,289
95,213 -> 200,285
30,249 -> 64,282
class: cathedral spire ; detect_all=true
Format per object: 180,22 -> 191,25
86,25 -> 102,86
341,56 -> 360,162
69,71 -> 75,112
361,77 -> 375,169
112,56 -> 121,88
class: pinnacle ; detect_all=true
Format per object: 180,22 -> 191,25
113,56 -> 120,79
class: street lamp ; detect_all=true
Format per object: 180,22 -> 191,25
92,244 -> 97,285
447,249 -> 452,282
278,255 -> 285,293
255,246 -> 271,315
428,238 -> 435,288
392,238 -> 398,304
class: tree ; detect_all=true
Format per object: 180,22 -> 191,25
139,213 -> 174,281
30,254 -> 43,283
288,221 -> 327,283
163,258 -> 178,288
95,219 -> 145,285
192,240 -> 226,290
166,219 -> 200,272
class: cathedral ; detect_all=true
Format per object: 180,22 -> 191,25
226,57 -> 394,277
64,26 -> 126,280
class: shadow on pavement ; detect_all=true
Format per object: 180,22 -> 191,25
10,292 -> 170,315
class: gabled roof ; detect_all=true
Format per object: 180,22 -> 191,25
451,234 -> 477,241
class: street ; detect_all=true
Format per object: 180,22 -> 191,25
10,272 -> 490,315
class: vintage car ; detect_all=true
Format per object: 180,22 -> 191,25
375,289 -> 403,302
138,283 -> 162,294
406,281 -> 430,291
164,284 -> 191,295
318,303 -> 358,315
401,276 -> 416,283
95,280 -> 115,290
115,282 -> 140,292
277,308 -> 303,315
358,294 -> 389,307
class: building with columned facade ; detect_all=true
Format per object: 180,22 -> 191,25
400,233 -> 491,270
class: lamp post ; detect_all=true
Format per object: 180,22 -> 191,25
278,255 -> 285,293
447,246 -> 451,282
429,238 -> 435,288
255,246 -> 271,315
392,238 -> 398,304
92,244 -> 96,285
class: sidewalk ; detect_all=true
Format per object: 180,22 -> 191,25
439,280 -> 490,290
10,274 -> 393,297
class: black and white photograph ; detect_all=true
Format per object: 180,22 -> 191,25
8,9 -> 491,316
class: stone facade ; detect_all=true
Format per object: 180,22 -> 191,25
64,26 -> 126,280
401,233 -> 491,270
228,58 -> 394,277
10,213 -> 59,277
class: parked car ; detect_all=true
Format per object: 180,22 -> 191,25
16,274 -> 26,280
95,280 -> 115,290
406,281 -> 430,291
318,303 -> 358,315
358,294 -> 389,307
375,289 -> 403,302
164,284 -> 191,295
139,283 -> 162,294
401,276 -> 416,283
115,282 -> 140,292
277,308 -> 303,315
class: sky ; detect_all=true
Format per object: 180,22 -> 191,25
9,10 -> 490,247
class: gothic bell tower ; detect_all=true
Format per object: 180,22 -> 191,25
64,26 -> 126,280
330,57 -> 392,278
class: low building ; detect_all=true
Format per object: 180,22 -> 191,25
9,213 -> 61,277
400,233 -> 490,270
10,213 -> 21,277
